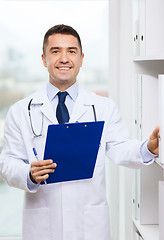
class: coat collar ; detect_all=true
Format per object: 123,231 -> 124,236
31,84 -> 96,124
31,86 -> 56,124
69,86 -> 95,122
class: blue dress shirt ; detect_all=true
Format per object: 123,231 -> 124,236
47,81 -> 79,116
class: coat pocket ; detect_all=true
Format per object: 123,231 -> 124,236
84,205 -> 110,240
23,208 -> 51,240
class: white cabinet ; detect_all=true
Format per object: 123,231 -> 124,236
132,71 -> 164,240
133,0 -> 145,57
159,181 -> 164,240
158,75 -> 164,165
117,0 -> 164,239
132,74 -> 163,226
133,0 -> 164,59
133,163 -> 163,226
133,74 -> 158,140
132,0 -> 164,239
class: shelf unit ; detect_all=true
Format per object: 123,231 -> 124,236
132,0 -> 164,239
133,218 -> 159,240
134,57 -> 164,61
133,0 -> 164,58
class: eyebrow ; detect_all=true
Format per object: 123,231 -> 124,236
49,46 -> 78,52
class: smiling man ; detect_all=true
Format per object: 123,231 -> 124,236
0,24 -> 159,240
42,31 -> 84,90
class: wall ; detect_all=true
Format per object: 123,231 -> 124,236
108,0 -> 135,239
108,0 -> 120,240
119,0 -> 134,239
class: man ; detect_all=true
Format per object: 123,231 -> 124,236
0,25 -> 159,240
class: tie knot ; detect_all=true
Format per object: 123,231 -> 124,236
57,91 -> 68,104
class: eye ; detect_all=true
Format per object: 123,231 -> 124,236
69,50 -> 76,54
52,50 -> 59,54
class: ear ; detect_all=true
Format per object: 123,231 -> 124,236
41,54 -> 47,68
80,53 -> 84,67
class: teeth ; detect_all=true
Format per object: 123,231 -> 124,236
58,67 -> 70,70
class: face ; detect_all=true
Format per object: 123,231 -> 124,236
42,34 -> 84,90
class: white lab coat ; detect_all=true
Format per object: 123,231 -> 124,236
0,85 -> 152,240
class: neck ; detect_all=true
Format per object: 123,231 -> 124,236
49,79 -> 76,91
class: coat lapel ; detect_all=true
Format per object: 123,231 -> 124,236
40,100 -> 58,124
70,86 -> 95,123
32,86 -> 57,124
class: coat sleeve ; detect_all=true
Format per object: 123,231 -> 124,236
105,100 -> 154,168
0,104 -> 35,192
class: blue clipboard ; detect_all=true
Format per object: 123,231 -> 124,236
41,121 -> 104,184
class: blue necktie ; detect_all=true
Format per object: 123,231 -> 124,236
56,91 -> 70,124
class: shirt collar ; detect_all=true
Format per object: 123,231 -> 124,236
47,81 -> 79,102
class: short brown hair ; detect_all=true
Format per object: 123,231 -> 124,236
43,24 -> 82,55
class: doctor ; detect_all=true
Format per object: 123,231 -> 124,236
0,25 -> 159,240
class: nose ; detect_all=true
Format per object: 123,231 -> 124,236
59,51 -> 69,64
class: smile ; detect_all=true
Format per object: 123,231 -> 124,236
57,67 -> 72,70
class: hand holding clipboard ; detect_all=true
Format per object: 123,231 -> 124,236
41,121 -> 104,184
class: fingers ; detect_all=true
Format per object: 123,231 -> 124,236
31,159 -> 56,167
30,172 -> 49,184
30,159 -> 57,184
147,126 -> 160,155
150,126 -> 160,140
